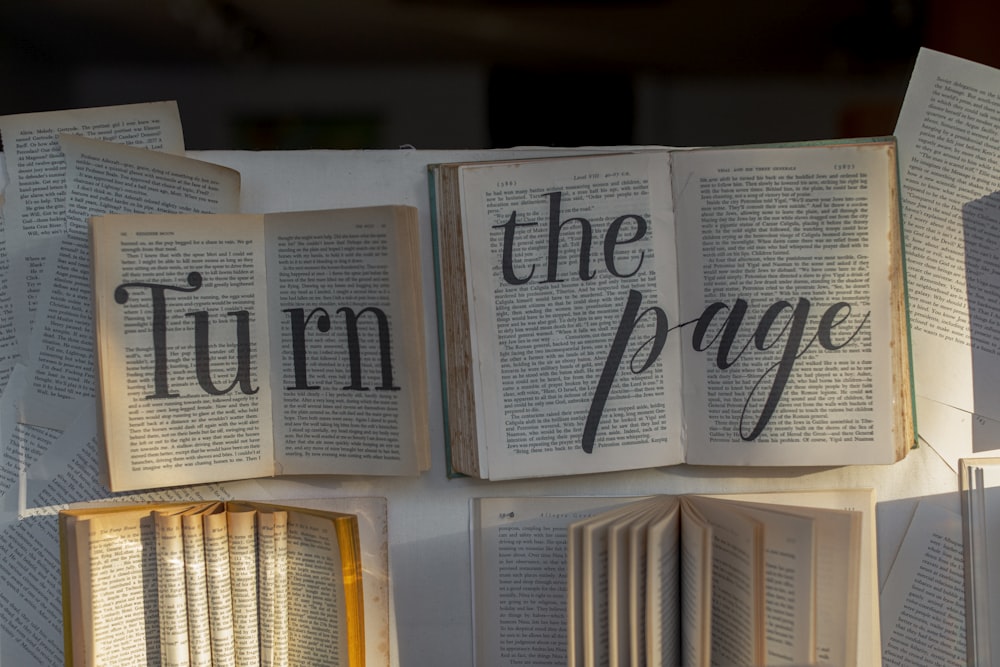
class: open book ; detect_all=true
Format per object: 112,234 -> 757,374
90,206 -> 430,491
471,490 -> 879,667
59,497 -> 387,667
430,141 -> 913,480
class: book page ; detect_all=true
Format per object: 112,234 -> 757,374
676,500 -> 710,667
0,366 -> 61,502
894,48 -> 1000,431
257,511 -> 288,667
0,195 -> 15,388
227,508 -> 259,667
0,102 -> 185,355
578,497 -> 671,667
458,152 -> 684,479
154,509 -> 192,667
672,142 -> 903,465
230,500 -> 364,666
574,500 -> 659,667
90,214 -> 275,491
880,500 -> 966,666
713,501 -> 817,665
20,134 -> 241,430
567,518 -> 586,667
624,517 -> 648,667
731,499 -> 859,666
203,510 -> 236,667
581,512 -> 616,667
270,497 -> 391,667
284,509 -> 351,666
682,496 -> 762,666
715,488 -> 878,666
63,506 -> 165,665
796,508 -> 859,666
472,496 -> 636,667
607,517 -> 628,667
5,512 -> 68,665
263,207 -> 427,477
273,511 -> 290,666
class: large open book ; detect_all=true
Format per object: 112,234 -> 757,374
430,140 -> 913,480
59,497 -> 388,667
90,206 -> 430,491
471,489 -> 880,667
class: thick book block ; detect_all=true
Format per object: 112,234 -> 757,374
430,141 -> 914,480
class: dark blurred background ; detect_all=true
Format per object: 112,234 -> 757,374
0,0 -> 997,150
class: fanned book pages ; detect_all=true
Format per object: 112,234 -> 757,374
430,140 -> 914,480
90,206 -> 431,491
471,489 -> 880,667
59,498 -> 383,667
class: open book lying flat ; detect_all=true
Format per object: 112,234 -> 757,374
430,140 -> 914,480
471,489 -> 880,667
90,206 -> 430,492
59,497 -> 389,667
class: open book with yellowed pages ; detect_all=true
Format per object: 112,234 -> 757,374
59,497 -> 389,667
90,206 -> 430,492
471,489 -> 879,667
